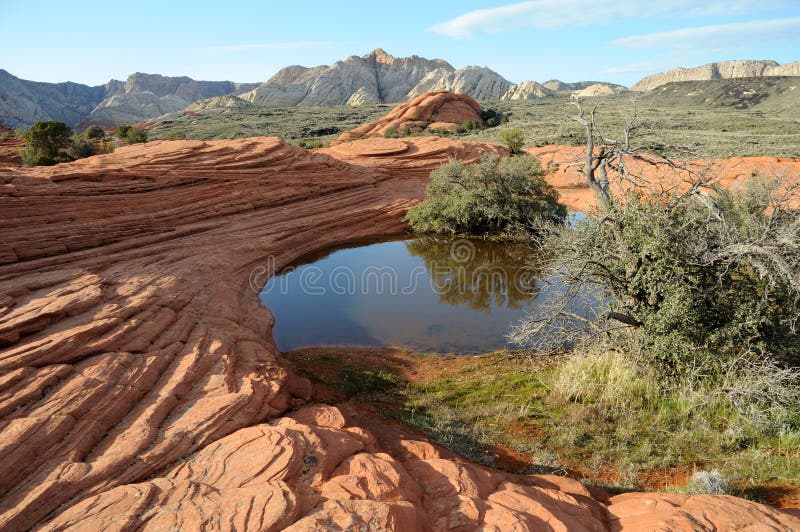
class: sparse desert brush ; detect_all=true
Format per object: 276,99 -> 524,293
511,174 -> 800,375
687,470 -> 730,495
67,138 -> 97,159
550,343 -> 659,412
498,129 -> 525,154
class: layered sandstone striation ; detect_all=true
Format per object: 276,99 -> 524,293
0,125 -> 23,166
331,91 -> 484,144
1,123 -> 799,529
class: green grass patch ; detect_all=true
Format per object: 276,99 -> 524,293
287,347 -> 800,498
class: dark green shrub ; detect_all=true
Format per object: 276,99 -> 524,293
406,155 -> 566,239
462,119 -> 479,131
499,129 -> 525,154
517,176 -> 800,377
67,138 -> 97,159
383,128 -> 400,138
480,109 -> 506,128
125,128 -> 148,144
97,139 -> 115,154
401,127 -> 411,136
165,131 -> 187,140
298,139 -> 324,149
19,145 -> 54,166
83,125 -> 105,140
115,125 -> 132,139
22,121 -> 72,165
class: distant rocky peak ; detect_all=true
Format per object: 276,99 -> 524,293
364,48 -> 395,65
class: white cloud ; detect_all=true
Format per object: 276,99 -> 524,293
429,0 -> 790,38
612,17 -> 800,49
209,41 -> 330,53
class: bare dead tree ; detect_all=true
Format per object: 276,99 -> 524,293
510,101 -> 800,358
568,95 -> 720,212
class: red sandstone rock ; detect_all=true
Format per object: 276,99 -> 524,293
331,91 -> 484,145
1,135 -> 799,530
528,145 -> 800,212
0,125 -> 23,167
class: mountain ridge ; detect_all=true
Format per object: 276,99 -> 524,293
0,49 -> 631,129
239,49 -> 634,107
632,59 -> 800,91
0,70 -> 258,129
14,51 -> 799,130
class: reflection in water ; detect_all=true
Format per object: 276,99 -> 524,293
405,237 -> 542,312
260,237 -> 544,354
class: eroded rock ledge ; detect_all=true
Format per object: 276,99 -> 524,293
1,136 -> 798,530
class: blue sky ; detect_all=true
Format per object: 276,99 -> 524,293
1,0 -> 799,87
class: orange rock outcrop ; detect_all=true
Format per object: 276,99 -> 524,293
1,131 -> 799,529
331,91 -> 484,145
529,145 -> 800,212
0,125 -> 23,167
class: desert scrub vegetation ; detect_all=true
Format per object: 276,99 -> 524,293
115,125 -> 148,144
498,129 -> 525,154
463,94 -> 800,159
397,101 -> 800,495
148,104 -> 391,144
387,344 -> 800,496
512,178 -> 800,369
406,155 -> 566,239
144,92 -> 799,158
19,120 -> 72,165
18,121 -> 114,165
499,102 -> 800,495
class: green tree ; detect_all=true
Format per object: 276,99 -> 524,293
22,121 -> 72,165
499,129 -> 525,155
125,128 -> 148,144
67,138 -> 97,159
115,125 -> 132,139
406,155 -> 566,239
83,125 -> 105,140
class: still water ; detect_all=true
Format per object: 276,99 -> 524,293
260,237 -> 545,354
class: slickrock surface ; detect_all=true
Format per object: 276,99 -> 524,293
0,125 -> 22,166
1,135 -> 799,530
320,136 -> 506,179
331,91 -> 484,144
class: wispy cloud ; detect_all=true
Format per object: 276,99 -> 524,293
209,41 -> 330,53
429,0 -> 789,38
612,17 -> 800,49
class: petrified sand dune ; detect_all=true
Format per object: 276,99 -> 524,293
1,133 -> 799,530
320,136 -> 506,180
332,91 -> 484,144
